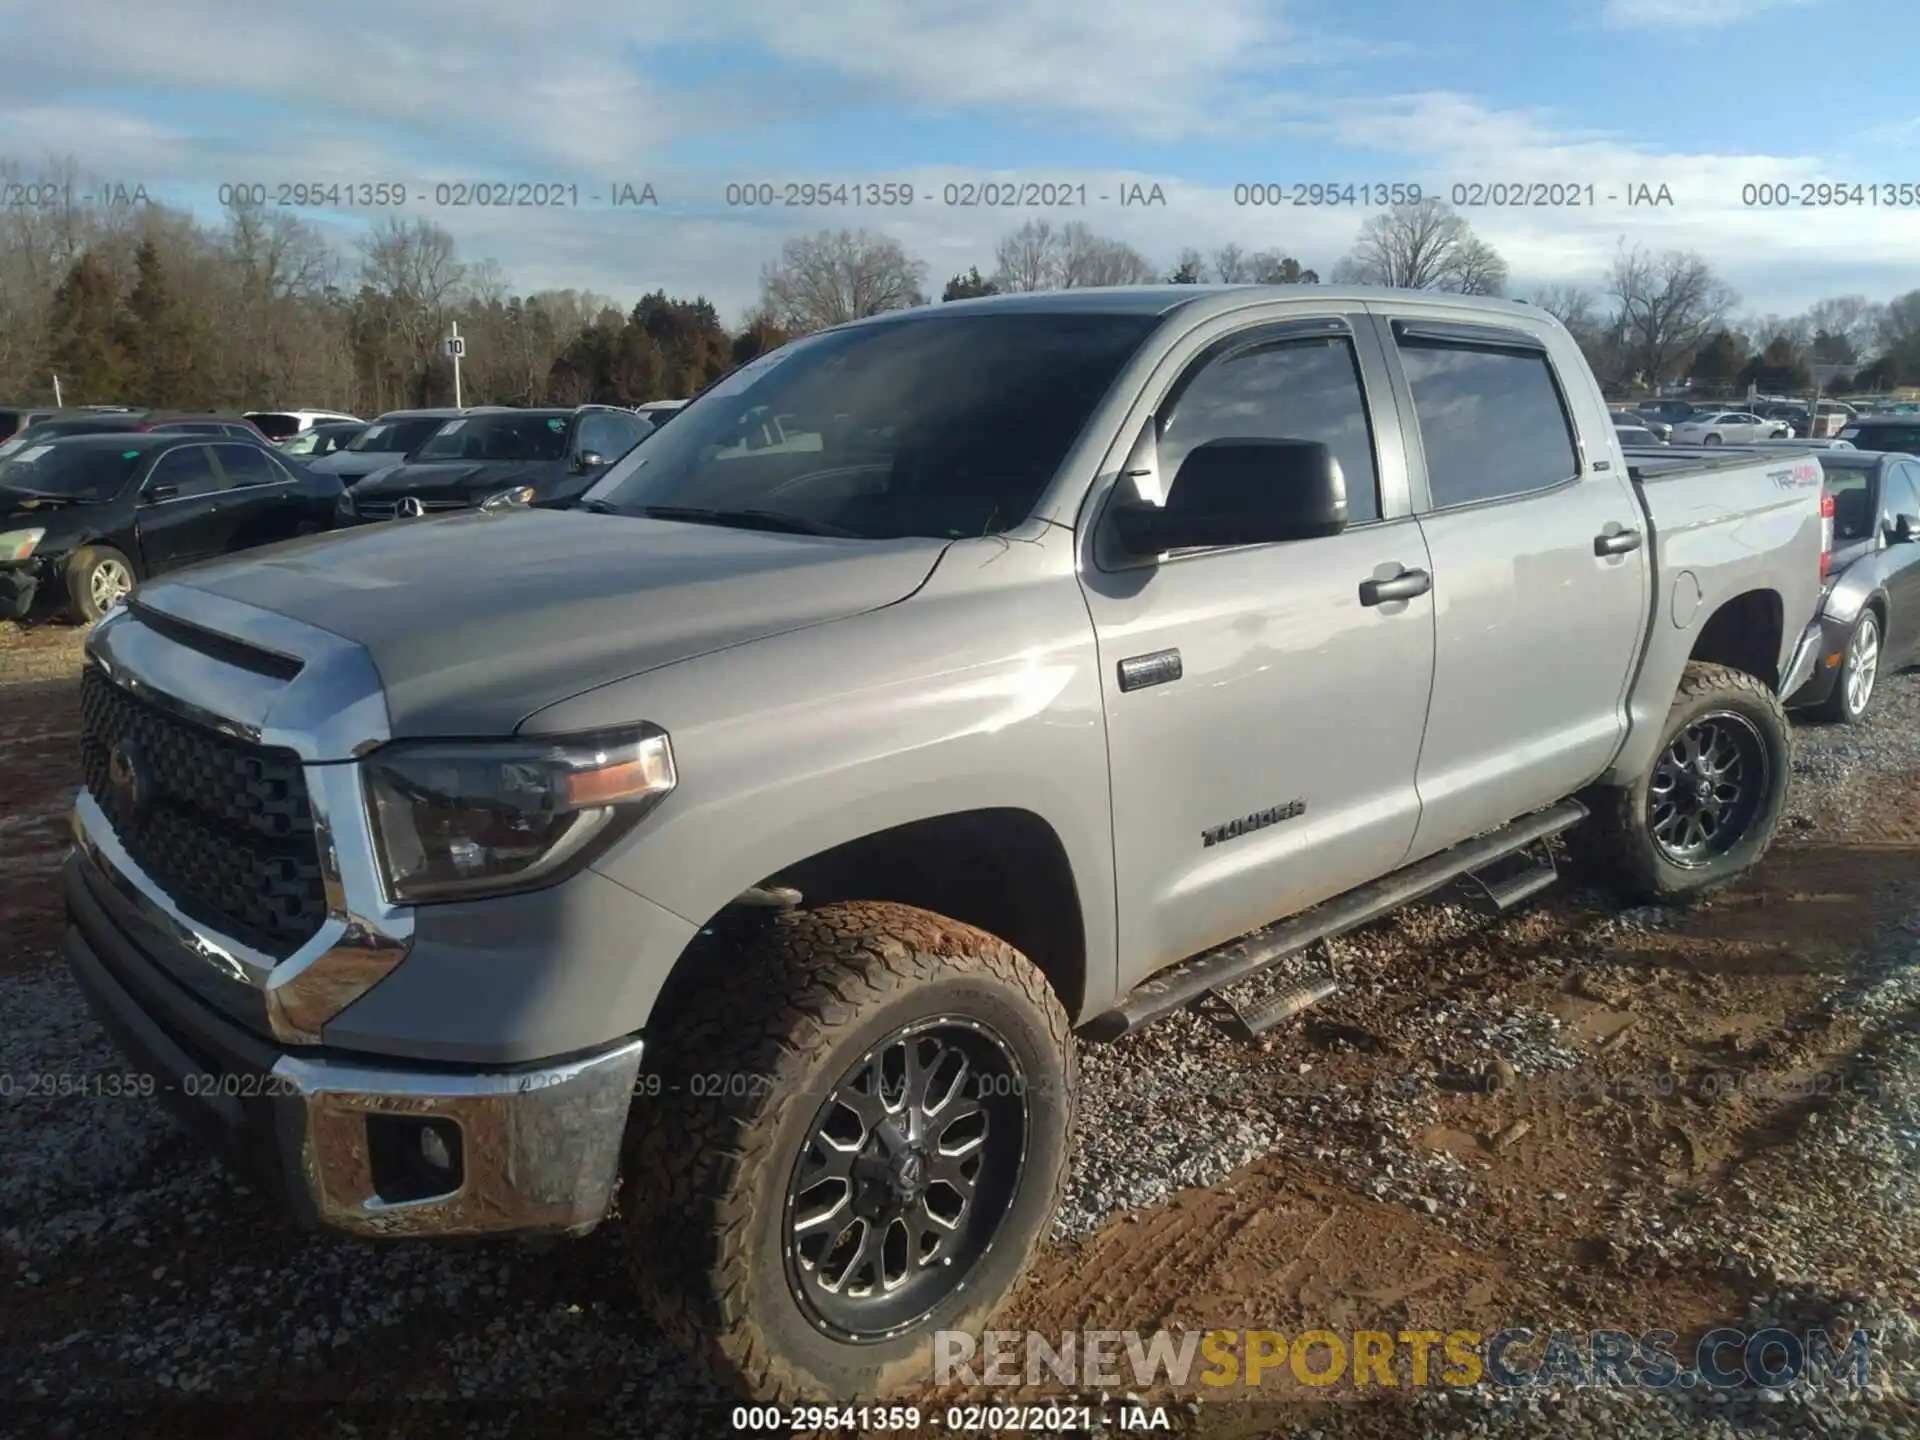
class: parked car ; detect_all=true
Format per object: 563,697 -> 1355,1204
305,407 -> 513,486
0,406 -> 58,442
1670,410 -> 1791,445
1837,416 -> 1920,455
634,399 -> 689,427
59,287 -> 1826,1403
0,411 -> 273,459
1615,423 -> 1664,447
1610,409 -> 1672,442
1786,450 -> 1920,723
0,432 -> 344,622
244,409 -> 363,445
278,421 -> 366,460
337,404 -> 651,521
1630,398 -> 1701,427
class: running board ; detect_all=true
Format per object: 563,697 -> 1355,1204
1195,972 -> 1341,1044
1082,798 -> 1589,1042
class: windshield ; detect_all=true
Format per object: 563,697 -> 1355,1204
584,312 -> 1160,539
412,412 -> 571,462
0,443 -> 144,501
348,417 -> 453,454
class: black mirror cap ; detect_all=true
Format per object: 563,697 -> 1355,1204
1113,438 -> 1349,554
143,483 -> 180,503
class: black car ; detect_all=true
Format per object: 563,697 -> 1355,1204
1837,416 -> 1920,456
1629,398 -> 1701,427
0,433 -> 345,622
338,405 -> 652,521
0,410 -> 273,459
1785,449 -> 1920,722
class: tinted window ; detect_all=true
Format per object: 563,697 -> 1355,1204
1398,341 -> 1579,508
0,443 -> 145,500
1886,463 -> 1920,518
144,446 -> 227,499
1159,333 -> 1382,522
348,417 -> 449,454
156,422 -> 226,434
414,413 -> 572,462
215,443 -> 285,488
1616,427 -> 1657,446
1822,464 -> 1875,542
1849,425 -> 1920,452
586,313 -> 1160,540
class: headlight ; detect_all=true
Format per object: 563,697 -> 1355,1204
333,491 -> 355,517
0,527 -> 46,562
362,727 -> 676,904
480,485 -> 535,513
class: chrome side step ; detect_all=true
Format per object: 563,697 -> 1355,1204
1084,798 -> 1588,1042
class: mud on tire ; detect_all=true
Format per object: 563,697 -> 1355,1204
621,901 -> 1075,1402
1576,661 -> 1792,903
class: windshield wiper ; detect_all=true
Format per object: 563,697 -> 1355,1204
0,487 -> 91,505
630,504 -> 862,538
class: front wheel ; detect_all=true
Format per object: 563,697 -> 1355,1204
1703,433 -> 1723,445
1577,662 -> 1792,903
65,546 -> 136,623
1814,610 -> 1880,724
622,901 -> 1074,1402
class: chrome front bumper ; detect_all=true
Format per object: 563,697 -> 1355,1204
66,844 -> 642,1238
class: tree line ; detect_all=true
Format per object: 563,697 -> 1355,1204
4,156 -> 1917,414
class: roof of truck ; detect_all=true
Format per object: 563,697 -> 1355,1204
877,285 -> 1547,321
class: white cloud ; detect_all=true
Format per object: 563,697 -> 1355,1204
1600,0 -> 1824,30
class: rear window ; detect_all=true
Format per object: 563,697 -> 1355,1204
1843,424 -> 1920,451
348,417 -> 450,454
1822,465 -> 1876,542
246,412 -> 301,440
1397,340 -> 1580,508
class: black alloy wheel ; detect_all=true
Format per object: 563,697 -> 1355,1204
1646,710 -> 1770,867
783,1016 -> 1026,1343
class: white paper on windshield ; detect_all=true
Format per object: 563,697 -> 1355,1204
700,342 -> 809,402
12,444 -> 53,464
436,419 -> 468,433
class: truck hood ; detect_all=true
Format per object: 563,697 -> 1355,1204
146,508 -> 949,738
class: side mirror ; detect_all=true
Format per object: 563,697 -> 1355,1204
1111,439 -> 1349,555
143,483 -> 179,503
573,451 -> 606,473
1894,514 -> 1919,544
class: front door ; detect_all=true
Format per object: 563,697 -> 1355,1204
135,445 -> 232,573
1081,316 -> 1437,990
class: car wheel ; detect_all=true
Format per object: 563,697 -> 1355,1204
1703,433 -> 1723,445
65,546 -> 136,623
1575,662 -> 1792,903
622,901 -> 1074,1402
293,520 -> 323,537
1814,610 -> 1881,724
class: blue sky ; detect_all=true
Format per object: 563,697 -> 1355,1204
4,0 -> 1916,321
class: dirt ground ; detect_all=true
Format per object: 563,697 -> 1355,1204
2,617 -> 1916,1437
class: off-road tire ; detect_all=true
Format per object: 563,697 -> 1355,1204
64,545 -> 136,623
621,901 -> 1075,1402
1811,609 -> 1880,725
1576,661 -> 1792,903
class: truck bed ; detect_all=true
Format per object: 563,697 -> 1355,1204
1620,443 -> 1842,483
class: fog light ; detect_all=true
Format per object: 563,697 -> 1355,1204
366,1114 -> 465,1203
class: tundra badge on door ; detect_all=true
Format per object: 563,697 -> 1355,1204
1202,799 -> 1306,847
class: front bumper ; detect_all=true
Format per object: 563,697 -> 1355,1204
63,846 -> 643,1239
1785,611 -> 1850,709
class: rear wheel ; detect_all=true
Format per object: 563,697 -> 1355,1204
1576,662 -> 1792,903
622,901 -> 1074,1402
65,546 -> 135,623
1813,610 -> 1880,724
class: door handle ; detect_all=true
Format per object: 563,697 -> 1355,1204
1358,568 -> 1432,606
1594,526 -> 1643,556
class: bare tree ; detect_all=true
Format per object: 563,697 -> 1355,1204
1605,244 -> 1737,388
757,228 -> 927,333
993,220 -> 1059,292
1531,284 -> 1598,336
1332,200 -> 1508,295
1803,295 -> 1883,360
991,220 -> 1153,291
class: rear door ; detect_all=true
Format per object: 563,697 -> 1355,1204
210,442 -> 303,550
134,445 -> 232,571
1375,312 -> 1651,861
1081,311 -> 1437,988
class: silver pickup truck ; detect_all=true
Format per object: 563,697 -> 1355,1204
60,287 -> 1829,1401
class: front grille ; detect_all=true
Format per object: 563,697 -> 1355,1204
79,666 -> 327,959
356,497 -> 468,521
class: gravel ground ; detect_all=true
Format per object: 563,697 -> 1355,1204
3,631 -> 1919,1436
